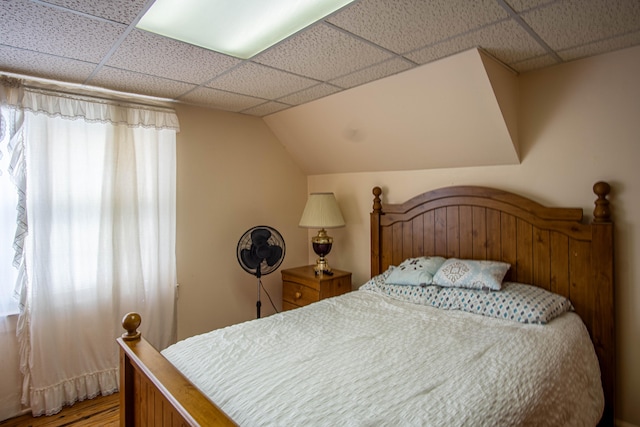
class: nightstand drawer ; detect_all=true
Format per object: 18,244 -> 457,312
283,281 -> 319,307
326,275 -> 351,298
281,266 -> 352,311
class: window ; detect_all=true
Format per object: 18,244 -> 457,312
0,78 -> 179,416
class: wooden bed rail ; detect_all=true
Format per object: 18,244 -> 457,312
118,313 -> 236,426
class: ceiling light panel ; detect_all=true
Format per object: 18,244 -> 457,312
136,0 -> 356,59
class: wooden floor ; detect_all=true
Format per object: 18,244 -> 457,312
0,393 -> 119,427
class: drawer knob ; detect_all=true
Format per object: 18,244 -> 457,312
295,291 -> 302,300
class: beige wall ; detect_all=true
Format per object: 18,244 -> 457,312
175,104 -> 308,339
307,45 -> 640,425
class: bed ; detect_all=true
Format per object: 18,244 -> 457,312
117,182 -> 615,426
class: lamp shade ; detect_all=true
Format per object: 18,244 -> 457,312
299,193 -> 345,229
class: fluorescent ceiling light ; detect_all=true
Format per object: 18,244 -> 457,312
137,0 -> 356,59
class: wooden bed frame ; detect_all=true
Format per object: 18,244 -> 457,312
118,182 -> 614,426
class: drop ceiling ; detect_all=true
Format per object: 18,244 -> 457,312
1,0 -> 640,117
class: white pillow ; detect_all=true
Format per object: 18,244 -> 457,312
433,258 -> 510,291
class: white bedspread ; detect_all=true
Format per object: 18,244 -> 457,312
162,290 -> 604,426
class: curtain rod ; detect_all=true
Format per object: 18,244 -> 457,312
1,71 -> 178,112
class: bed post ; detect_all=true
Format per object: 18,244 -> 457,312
119,313 -> 142,427
591,181 -> 615,427
370,187 -> 383,277
117,313 -> 237,426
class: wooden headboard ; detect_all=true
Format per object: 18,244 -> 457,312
370,182 -> 615,426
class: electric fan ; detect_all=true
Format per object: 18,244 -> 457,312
236,226 -> 286,318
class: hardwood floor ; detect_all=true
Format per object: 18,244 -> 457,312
0,393 -> 119,427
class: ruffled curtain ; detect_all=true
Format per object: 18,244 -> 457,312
20,87 -> 180,130
1,77 -> 178,417
0,78 -> 27,421
0,76 -> 27,295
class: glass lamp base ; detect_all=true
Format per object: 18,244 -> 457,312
311,230 -> 334,275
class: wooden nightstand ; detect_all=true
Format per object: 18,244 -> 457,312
281,265 -> 352,311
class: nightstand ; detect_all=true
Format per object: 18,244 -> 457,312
281,265 -> 352,311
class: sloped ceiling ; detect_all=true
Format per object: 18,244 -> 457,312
264,48 -> 520,175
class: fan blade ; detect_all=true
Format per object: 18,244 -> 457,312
241,248 -> 262,270
250,228 -> 271,245
265,246 -> 283,266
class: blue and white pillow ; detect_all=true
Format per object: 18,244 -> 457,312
432,258 -> 510,291
435,282 -> 574,324
385,256 -> 446,286
362,271 -> 572,324
360,266 -> 441,306
359,267 -> 395,291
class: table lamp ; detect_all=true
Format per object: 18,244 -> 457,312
299,192 -> 345,275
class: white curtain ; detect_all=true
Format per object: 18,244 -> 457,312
0,79 -> 26,421
1,79 -> 179,417
0,79 -> 24,317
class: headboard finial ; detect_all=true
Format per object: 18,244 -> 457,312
593,181 -> 611,223
372,187 -> 382,213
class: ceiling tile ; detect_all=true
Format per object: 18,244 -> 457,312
522,0 -> 640,51
276,83 -> 341,105
558,30 -> 640,62
39,0 -> 147,24
327,0 -> 509,53
107,29 -> 242,84
179,87 -> 266,112
509,54 -> 559,73
329,57 -> 415,89
406,20 -> 548,66
0,0 -> 126,63
242,102 -> 291,117
0,45 -> 97,83
253,23 -> 394,81
502,0 -> 556,13
207,62 -> 319,100
89,66 -> 196,99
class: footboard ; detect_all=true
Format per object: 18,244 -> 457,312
118,313 -> 236,426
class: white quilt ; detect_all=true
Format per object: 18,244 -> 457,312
162,290 -> 604,426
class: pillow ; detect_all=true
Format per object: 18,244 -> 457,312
436,282 -> 574,324
372,282 -> 441,306
362,276 -> 573,324
433,258 -> 510,291
359,266 -> 395,291
385,256 -> 446,286
360,265 -> 442,306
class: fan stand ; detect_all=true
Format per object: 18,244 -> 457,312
256,279 -> 262,318
255,264 -> 262,319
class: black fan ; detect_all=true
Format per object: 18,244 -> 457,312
237,226 -> 286,318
